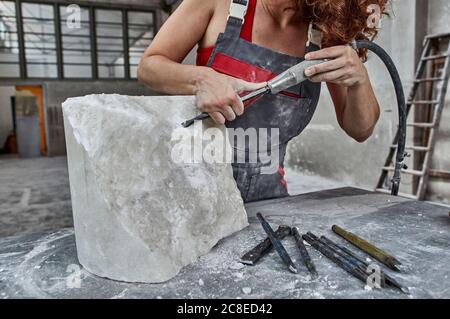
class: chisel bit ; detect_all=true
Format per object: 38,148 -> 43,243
256,213 -> 298,274
292,227 -> 318,278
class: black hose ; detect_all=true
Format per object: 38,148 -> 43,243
353,40 -> 407,196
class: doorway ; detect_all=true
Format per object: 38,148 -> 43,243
15,85 -> 47,157
0,85 -> 47,157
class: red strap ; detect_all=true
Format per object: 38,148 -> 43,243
211,52 -> 301,100
196,47 -> 214,67
277,166 -> 286,177
211,52 -> 274,107
196,0 -> 257,66
211,52 -> 274,83
278,166 -> 288,190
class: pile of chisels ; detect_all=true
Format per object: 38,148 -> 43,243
240,213 -> 409,294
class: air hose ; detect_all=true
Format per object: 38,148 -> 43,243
351,40 -> 408,196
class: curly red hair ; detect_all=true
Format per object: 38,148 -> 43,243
303,0 -> 389,57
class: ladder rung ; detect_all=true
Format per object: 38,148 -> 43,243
429,170 -> 450,179
375,188 -> 419,200
422,54 -> 449,61
407,122 -> 436,128
390,145 -> 430,152
382,167 -> 424,176
407,100 -> 439,105
414,77 -> 444,83
425,32 -> 450,41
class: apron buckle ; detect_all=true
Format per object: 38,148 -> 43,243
228,0 -> 248,24
306,22 -> 323,49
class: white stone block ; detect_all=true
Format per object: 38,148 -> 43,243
62,94 -> 248,283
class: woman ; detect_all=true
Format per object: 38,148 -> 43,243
138,0 -> 386,202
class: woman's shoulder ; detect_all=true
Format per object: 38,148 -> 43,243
180,0 -> 227,12
184,0 -> 231,29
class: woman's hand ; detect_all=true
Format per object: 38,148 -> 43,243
194,68 -> 267,125
304,46 -> 380,143
304,46 -> 368,88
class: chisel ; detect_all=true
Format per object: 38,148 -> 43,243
320,236 -> 409,294
181,59 -> 325,127
332,225 -> 402,271
292,227 -> 318,278
303,232 -> 370,284
256,213 -> 298,274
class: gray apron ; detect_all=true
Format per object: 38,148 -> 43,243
206,0 -> 322,202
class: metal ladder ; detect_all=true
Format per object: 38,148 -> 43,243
376,32 -> 450,200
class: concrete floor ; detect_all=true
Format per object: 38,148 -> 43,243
0,156 -> 73,238
0,155 -> 345,239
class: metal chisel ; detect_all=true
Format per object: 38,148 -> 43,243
256,212 -> 298,274
292,227 -> 318,278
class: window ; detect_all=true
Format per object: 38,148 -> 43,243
0,1 -> 20,77
0,1 -> 156,80
22,2 -> 57,78
96,9 -> 124,79
128,11 -> 154,79
60,5 -> 91,78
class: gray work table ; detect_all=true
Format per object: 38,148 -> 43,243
1,187 -> 449,299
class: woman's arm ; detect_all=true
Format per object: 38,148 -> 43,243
137,0 -> 265,124
304,46 -> 380,143
138,0 -> 213,95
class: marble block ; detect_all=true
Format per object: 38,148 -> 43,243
62,94 -> 248,283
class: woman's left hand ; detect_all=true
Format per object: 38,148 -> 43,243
304,45 -> 368,88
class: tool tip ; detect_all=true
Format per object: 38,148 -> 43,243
239,259 -> 254,266
391,265 -> 402,272
401,287 -> 411,295
289,265 -> 298,274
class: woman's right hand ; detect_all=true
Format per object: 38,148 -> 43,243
194,68 -> 267,125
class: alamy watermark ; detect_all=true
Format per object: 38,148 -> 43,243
66,4 -> 81,29
366,263 -> 383,289
171,121 -> 281,175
